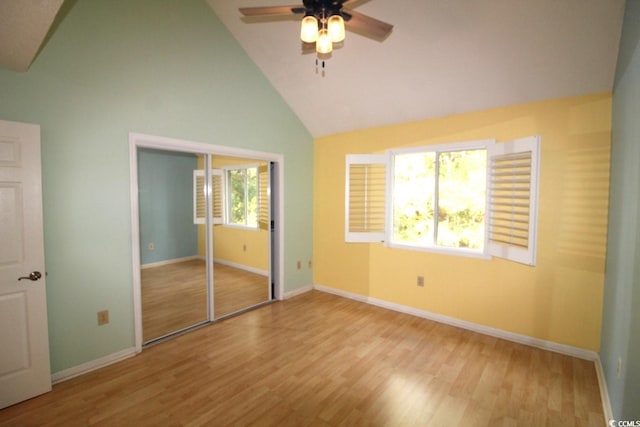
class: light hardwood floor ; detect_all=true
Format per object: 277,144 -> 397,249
212,262 -> 270,319
0,291 -> 604,426
142,260 -> 269,342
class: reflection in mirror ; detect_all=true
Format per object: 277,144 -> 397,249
138,148 -> 208,343
214,264 -> 269,318
199,155 -> 271,318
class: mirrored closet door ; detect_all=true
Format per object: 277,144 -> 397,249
137,148 -> 274,345
209,156 -> 272,319
138,148 -> 209,343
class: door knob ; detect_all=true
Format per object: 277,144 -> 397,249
18,271 -> 42,281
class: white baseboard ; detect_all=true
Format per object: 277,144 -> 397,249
214,258 -> 268,277
51,347 -> 138,384
283,285 -> 313,299
141,255 -> 199,269
594,356 -> 614,422
314,284 -> 369,303
313,284 -> 598,361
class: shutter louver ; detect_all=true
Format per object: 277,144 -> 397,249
488,137 -> 540,265
258,163 -> 270,231
211,170 -> 223,224
345,154 -> 386,242
194,170 -> 206,224
194,169 -> 223,225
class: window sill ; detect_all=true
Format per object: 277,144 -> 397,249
386,241 -> 491,260
223,224 -> 260,232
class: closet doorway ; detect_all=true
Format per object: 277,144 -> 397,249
129,133 -> 283,349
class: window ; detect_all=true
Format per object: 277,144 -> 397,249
345,136 -> 540,265
225,165 -> 258,228
391,144 -> 487,253
194,163 -> 269,230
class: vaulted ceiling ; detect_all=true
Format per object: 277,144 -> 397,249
0,0 -> 626,138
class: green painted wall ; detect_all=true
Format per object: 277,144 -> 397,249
0,0 -> 313,373
601,0 -> 640,420
138,148 -> 198,265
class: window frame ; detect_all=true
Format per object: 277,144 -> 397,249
386,139 -> 494,259
223,163 -> 260,230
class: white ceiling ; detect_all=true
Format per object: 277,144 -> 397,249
0,1 -> 625,138
207,0 -> 625,137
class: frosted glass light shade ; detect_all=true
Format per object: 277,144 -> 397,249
300,16 -> 318,43
327,15 -> 345,42
316,28 -> 333,53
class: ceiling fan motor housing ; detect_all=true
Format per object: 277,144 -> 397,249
303,0 -> 346,19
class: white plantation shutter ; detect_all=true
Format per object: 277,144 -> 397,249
193,169 -> 223,225
258,162 -> 270,231
345,154 -> 386,242
194,170 -> 206,224
211,169 -> 223,224
487,136 -> 540,265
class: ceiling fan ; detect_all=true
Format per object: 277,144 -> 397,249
239,0 -> 393,57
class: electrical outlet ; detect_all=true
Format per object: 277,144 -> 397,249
417,276 -> 424,287
308,260 -> 313,268
297,261 -> 301,270
97,310 -> 109,326
148,243 -> 155,251
617,357 -> 622,378
243,244 -> 247,252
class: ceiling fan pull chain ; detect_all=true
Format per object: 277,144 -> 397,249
315,58 -> 327,77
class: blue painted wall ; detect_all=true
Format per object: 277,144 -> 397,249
0,0 -> 313,373
138,149 -> 198,265
601,0 -> 640,420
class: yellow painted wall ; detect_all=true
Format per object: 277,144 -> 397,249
212,225 -> 269,271
197,155 -> 269,272
314,93 -> 611,351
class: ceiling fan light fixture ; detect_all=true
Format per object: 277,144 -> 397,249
300,15 -> 318,43
327,14 -> 345,43
316,28 -> 333,54
239,1 -> 394,64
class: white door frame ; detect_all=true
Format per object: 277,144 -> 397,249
128,132 -> 285,352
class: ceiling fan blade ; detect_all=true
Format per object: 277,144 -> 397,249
342,8 -> 393,41
341,0 -> 369,6
239,5 -> 306,17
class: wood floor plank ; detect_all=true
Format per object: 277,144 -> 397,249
0,291 -> 605,426
142,260 -> 269,341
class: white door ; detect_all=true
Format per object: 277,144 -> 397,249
0,120 -> 51,409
